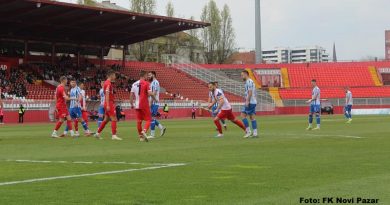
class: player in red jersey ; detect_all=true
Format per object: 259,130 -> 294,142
130,71 -> 157,142
94,70 -> 122,141
51,76 -> 74,138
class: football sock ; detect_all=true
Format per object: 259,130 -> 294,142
214,119 -> 223,134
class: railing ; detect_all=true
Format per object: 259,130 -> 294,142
282,98 -> 390,107
161,54 -> 275,111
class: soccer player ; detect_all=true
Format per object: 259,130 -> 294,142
306,79 -> 321,130
0,88 -> 3,124
208,82 -> 227,130
63,79 -> 91,137
207,82 -> 246,138
241,71 -> 258,138
148,71 -> 166,138
51,76 -> 74,138
345,87 -> 353,123
79,82 -> 89,126
94,70 -> 122,141
97,81 -> 105,128
130,71 -> 157,142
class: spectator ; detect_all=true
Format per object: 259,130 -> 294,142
191,104 -> 196,119
18,104 -> 25,123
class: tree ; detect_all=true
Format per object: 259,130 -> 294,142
218,4 -> 235,63
200,0 -> 221,64
130,0 -> 156,14
166,1 -> 175,17
188,16 -> 200,62
129,0 -> 157,61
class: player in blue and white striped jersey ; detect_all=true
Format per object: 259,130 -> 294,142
344,87 -> 353,123
241,70 -> 258,138
63,79 -> 91,137
306,79 -> 321,130
148,71 -> 166,138
97,81 -> 105,128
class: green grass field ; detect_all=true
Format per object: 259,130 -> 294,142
0,115 -> 389,205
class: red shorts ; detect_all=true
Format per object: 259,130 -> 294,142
104,104 -> 116,118
56,106 -> 69,119
217,109 -> 236,121
136,109 -> 152,121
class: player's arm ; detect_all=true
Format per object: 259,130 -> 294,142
105,85 -> 110,111
246,89 -> 253,106
215,96 -> 224,111
82,92 -> 87,111
208,99 -> 217,109
306,92 -> 318,103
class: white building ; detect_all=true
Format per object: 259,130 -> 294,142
262,46 -> 329,63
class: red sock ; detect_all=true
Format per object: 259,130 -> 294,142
137,120 -> 142,135
98,120 -> 107,133
54,121 -> 63,131
214,120 -> 223,134
66,120 -> 73,131
74,120 -> 79,131
111,121 -> 117,135
233,119 -> 246,131
144,120 -> 151,132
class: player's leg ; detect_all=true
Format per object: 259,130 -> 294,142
136,110 -> 148,142
142,109 -> 152,137
307,105 -> 314,130
95,113 -> 109,139
97,106 -> 105,128
52,116 -> 65,138
346,105 -> 353,123
108,105 -> 121,140
241,107 -> 251,135
82,111 -> 89,127
313,105 -> 321,130
65,114 -> 75,136
150,106 -> 157,137
248,104 -> 258,137
213,115 -> 224,137
227,111 -> 247,137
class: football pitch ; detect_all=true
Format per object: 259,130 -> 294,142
0,115 -> 389,205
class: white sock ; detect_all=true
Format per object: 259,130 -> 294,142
63,131 -> 68,135
253,129 -> 258,135
151,130 -> 156,136
308,124 -> 312,128
158,124 -> 164,130
246,127 -> 251,133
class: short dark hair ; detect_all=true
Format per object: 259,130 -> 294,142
150,71 -> 157,77
208,82 -> 217,86
59,76 -> 67,82
242,70 -> 249,75
70,78 -> 76,82
311,79 -> 317,82
106,70 -> 116,77
140,70 -> 147,77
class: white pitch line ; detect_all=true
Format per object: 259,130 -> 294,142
265,133 -> 363,139
5,159 -> 160,166
0,163 -> 186,187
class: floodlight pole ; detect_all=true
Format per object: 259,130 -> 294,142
255,0 -> 262,64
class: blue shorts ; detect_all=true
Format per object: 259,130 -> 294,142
310,104 -> 321,113
242,104 -> 257,115
345,105 -> 352,112
98,106 -> 105,116
70,107 -> 82,119
150,104 -> 159,117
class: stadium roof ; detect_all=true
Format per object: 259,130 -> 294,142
0,0 -> 210,47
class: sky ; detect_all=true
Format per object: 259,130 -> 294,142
62,0 -> 390,60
